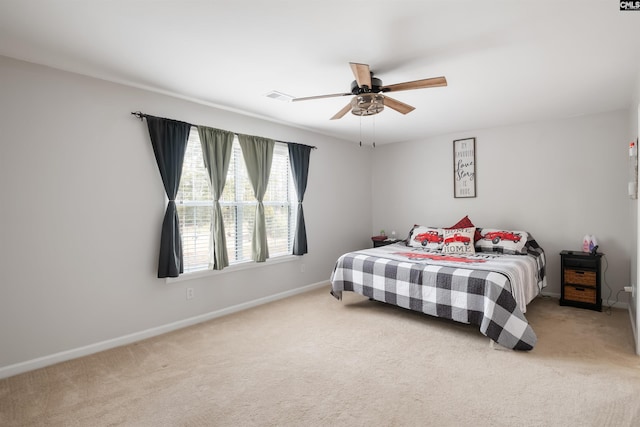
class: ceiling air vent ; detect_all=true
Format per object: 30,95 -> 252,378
265,90 -> 294,102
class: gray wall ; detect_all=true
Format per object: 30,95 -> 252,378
0,56 -> 372,373
371,111 -> 631,301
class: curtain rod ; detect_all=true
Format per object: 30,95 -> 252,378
131,111 -> 317,149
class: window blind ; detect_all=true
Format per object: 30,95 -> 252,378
175,128 -> 212,272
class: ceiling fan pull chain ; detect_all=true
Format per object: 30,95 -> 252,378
372,116 -> 376,148
359,116 -> 362,147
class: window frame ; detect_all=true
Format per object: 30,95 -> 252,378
175,128 -> 296,276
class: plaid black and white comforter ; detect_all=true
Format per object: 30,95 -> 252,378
330,241 -> 547,351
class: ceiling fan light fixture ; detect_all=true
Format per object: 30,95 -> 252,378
351,93 -> 385,116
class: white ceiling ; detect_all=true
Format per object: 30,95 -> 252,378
1,1 -> 639,145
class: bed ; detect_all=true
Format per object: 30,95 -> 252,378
330,223 -> 547,351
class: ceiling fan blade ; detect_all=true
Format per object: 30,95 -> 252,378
381,76 -> 447,93
349,62 -> 372,89
383,96 -> 415,115
292,92 -> 351,102
330,103 -> 352,120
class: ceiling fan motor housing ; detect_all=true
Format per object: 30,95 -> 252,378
350,76 -> 383,94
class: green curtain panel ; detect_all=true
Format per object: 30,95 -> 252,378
238,134 -> 274,262
198,126 -> 235,270
145,115 -> 191,278
287,143 -> 312,255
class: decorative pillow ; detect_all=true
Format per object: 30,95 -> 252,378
476,228 -> 529,254
408,225 -> 444,250
442,227 -> 476,254
405,224 -> 420,246
448,215 -> 482,242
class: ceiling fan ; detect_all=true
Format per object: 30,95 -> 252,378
292,62 -> 447,120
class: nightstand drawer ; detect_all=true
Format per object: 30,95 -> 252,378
563,285 -> 597,304
564,269 -> 596,286
563,257 -> 598,269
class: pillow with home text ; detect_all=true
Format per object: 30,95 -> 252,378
447,215 -> 482,242
476,228 -> 529,254
442,227 -> 476,254
408,226 -> 444,250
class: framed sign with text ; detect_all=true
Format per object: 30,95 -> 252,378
453,137 -> 476,198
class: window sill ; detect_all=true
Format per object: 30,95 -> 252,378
165,254 -> 301,283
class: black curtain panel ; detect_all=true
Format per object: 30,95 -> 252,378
146,115 -> 191,278
287,143 -> 311,255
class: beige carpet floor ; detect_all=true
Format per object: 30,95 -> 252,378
1,285 -> 640,426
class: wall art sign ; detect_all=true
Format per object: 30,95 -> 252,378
453,137 -> 476,198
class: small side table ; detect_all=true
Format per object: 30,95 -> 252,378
559,250 -> 603,312
372,238 -> 403,248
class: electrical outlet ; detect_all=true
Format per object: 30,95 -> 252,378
300,263 -> 305,273
186,287 -> 194,300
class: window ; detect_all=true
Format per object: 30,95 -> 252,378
176,128 -> 295,273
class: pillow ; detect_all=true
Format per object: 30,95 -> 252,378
405,224 -> 420,245
408,226 -> 444,250
476,228 -> 529,254
448,215 -> 482,242
442,227 -> 476,254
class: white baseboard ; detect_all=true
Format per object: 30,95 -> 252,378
0,281 -> 329,380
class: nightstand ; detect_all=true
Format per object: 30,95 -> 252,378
559,250 -> 603,312
372,238 -> 402,248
